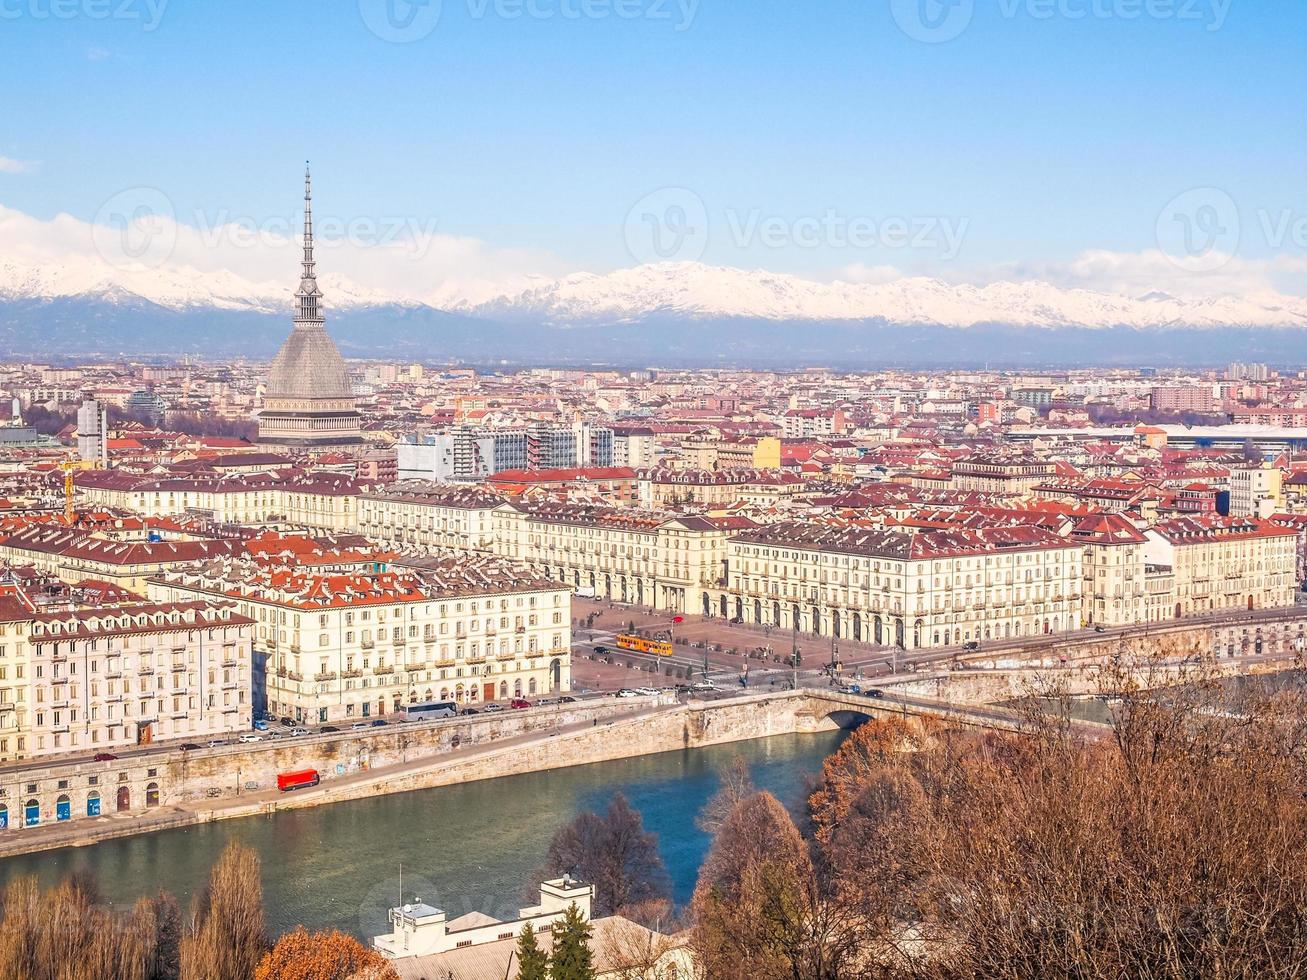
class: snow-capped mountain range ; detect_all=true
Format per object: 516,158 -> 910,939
3,257 -> 1305,330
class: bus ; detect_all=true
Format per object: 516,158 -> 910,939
403,700 -> 458,722
616,634 -> 673,657
276,769 -> 320,792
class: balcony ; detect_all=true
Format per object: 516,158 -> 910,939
374,665 -> 395,676
341,668 -> 363,679
497,653 -> 516,662
285,670 -> 304,683
360,637 -> 375,650
51,676 -> 69,686
313,671 -> 337,683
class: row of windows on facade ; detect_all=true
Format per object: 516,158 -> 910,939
238,594 -> 559,626
282,641 -> 565,678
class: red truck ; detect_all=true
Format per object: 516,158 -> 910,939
276,769 -> 320,792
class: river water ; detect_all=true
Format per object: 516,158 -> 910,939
0,731 -> 847,938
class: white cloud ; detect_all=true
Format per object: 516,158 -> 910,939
0,157 -> 36,176
0,198 -> 574,308
876,249 -> 1307,302
833,262 -> 905,286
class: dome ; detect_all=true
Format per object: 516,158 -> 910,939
265,322 -> 354,401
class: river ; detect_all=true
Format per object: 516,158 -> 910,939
0,730 -> 847,938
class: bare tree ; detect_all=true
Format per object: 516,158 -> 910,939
538,793 -> 671,920
180,841 -> 267,980
695,756 -> 755,834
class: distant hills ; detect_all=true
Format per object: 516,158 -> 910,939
2,259 -> 1305,366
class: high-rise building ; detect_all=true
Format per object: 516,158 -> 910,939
258,166 -> 363,448
397,423 -> 615,481
76,399 -> 108,467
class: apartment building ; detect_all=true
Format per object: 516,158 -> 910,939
492,502 -> 743,614
1228,464 -> 1283,518
0,527 -> 244,591
951,453 -> 1057,494
72,472 -> 363,531
1068,513 -> 1147,626
357,482 -> 502,553
150,557 -> 571,724
1143,516 -> 1297,618
715,523 -> 1083,650
397,422 -> 615,481
637,468 -> 803,509
2,599 -> 253,763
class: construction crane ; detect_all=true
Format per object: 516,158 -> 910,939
60,455 -> 103,524
60,459 -> 76,524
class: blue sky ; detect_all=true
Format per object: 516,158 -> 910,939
1,0 -> 1304,298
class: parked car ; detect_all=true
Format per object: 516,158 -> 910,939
180,743 -> 202,751
866,689 -> 885,699
351,721 -> 370,729
1094,625 -> 1107,633
635,687 -> 657,696
460,707 -> 480,716
616,689 -> 639,698
962,641 -> 981,652
593,645 -> 608,655
93,752 -> 119,762
483,704 -> 504,713
206,740 -> 227,748
321,726 -> 340,733
370,719 -> 389,727
278,716 -> 294,727
510,698 -> 532,709
238,734 -> 263,743
537,697 -> 558,706
252,719 -> 269,731
558,695 -> 578,703
691,680 -> 717,691
289,727 -> 310,736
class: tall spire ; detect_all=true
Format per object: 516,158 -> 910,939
296,161 -> 322,327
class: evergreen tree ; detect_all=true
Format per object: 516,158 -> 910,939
548,904 -> 595,980
515,921 -> 549,980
